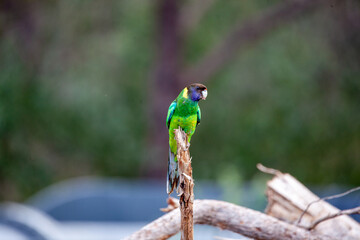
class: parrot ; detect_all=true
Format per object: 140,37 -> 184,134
166,83 -> 208,194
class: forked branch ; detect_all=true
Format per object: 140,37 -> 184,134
296,186 -> 360,229
308,206 -> 360,230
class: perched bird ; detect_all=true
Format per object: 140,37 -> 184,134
166,83 -> 208,194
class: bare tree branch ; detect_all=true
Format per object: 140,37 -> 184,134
145,0 -> 182,177
181,0 -> 328,85
264,169 -> 360,240
257,163 -> 283,176
174,128 -> 194,240
160,197 -> 179,213
124,200 -> 334,240
297,186 -> 360,225
308,206 -> 360,230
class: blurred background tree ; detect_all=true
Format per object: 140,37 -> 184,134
0,0 -> 359,201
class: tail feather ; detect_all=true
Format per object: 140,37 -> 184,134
167,147 -> 179,194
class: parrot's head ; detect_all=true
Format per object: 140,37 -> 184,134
187,83 -> 208,102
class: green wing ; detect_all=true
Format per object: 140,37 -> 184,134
196,105 -> 201,126
166,100 -> 177,129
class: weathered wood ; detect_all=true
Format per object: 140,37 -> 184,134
124,200 -> 334,240
264,169 -> 360,240
174,128 -> 194,240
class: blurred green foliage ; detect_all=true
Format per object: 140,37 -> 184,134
0,1 -> 359,200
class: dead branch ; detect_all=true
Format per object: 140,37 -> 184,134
297,186 -> 360,225
124,200 -> 334,240
181,0 -> 328,85
174,128 -> 194,240
125,164 -> 359,240
257,163 -> 282,176
264,168 -> 360,240
308,206 -> 360,230
160,197 -> 179,213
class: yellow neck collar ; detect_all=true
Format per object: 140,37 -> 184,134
182,87 -> 188,98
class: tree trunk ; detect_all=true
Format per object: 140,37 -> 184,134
145,0 -> 183,178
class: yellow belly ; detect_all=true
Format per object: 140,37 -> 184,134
169,115 -> 197,154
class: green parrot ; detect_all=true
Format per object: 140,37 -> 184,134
166,83 -> 208,194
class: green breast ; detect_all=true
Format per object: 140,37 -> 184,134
168,93 -> 199,154
173,95 -> 198,132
